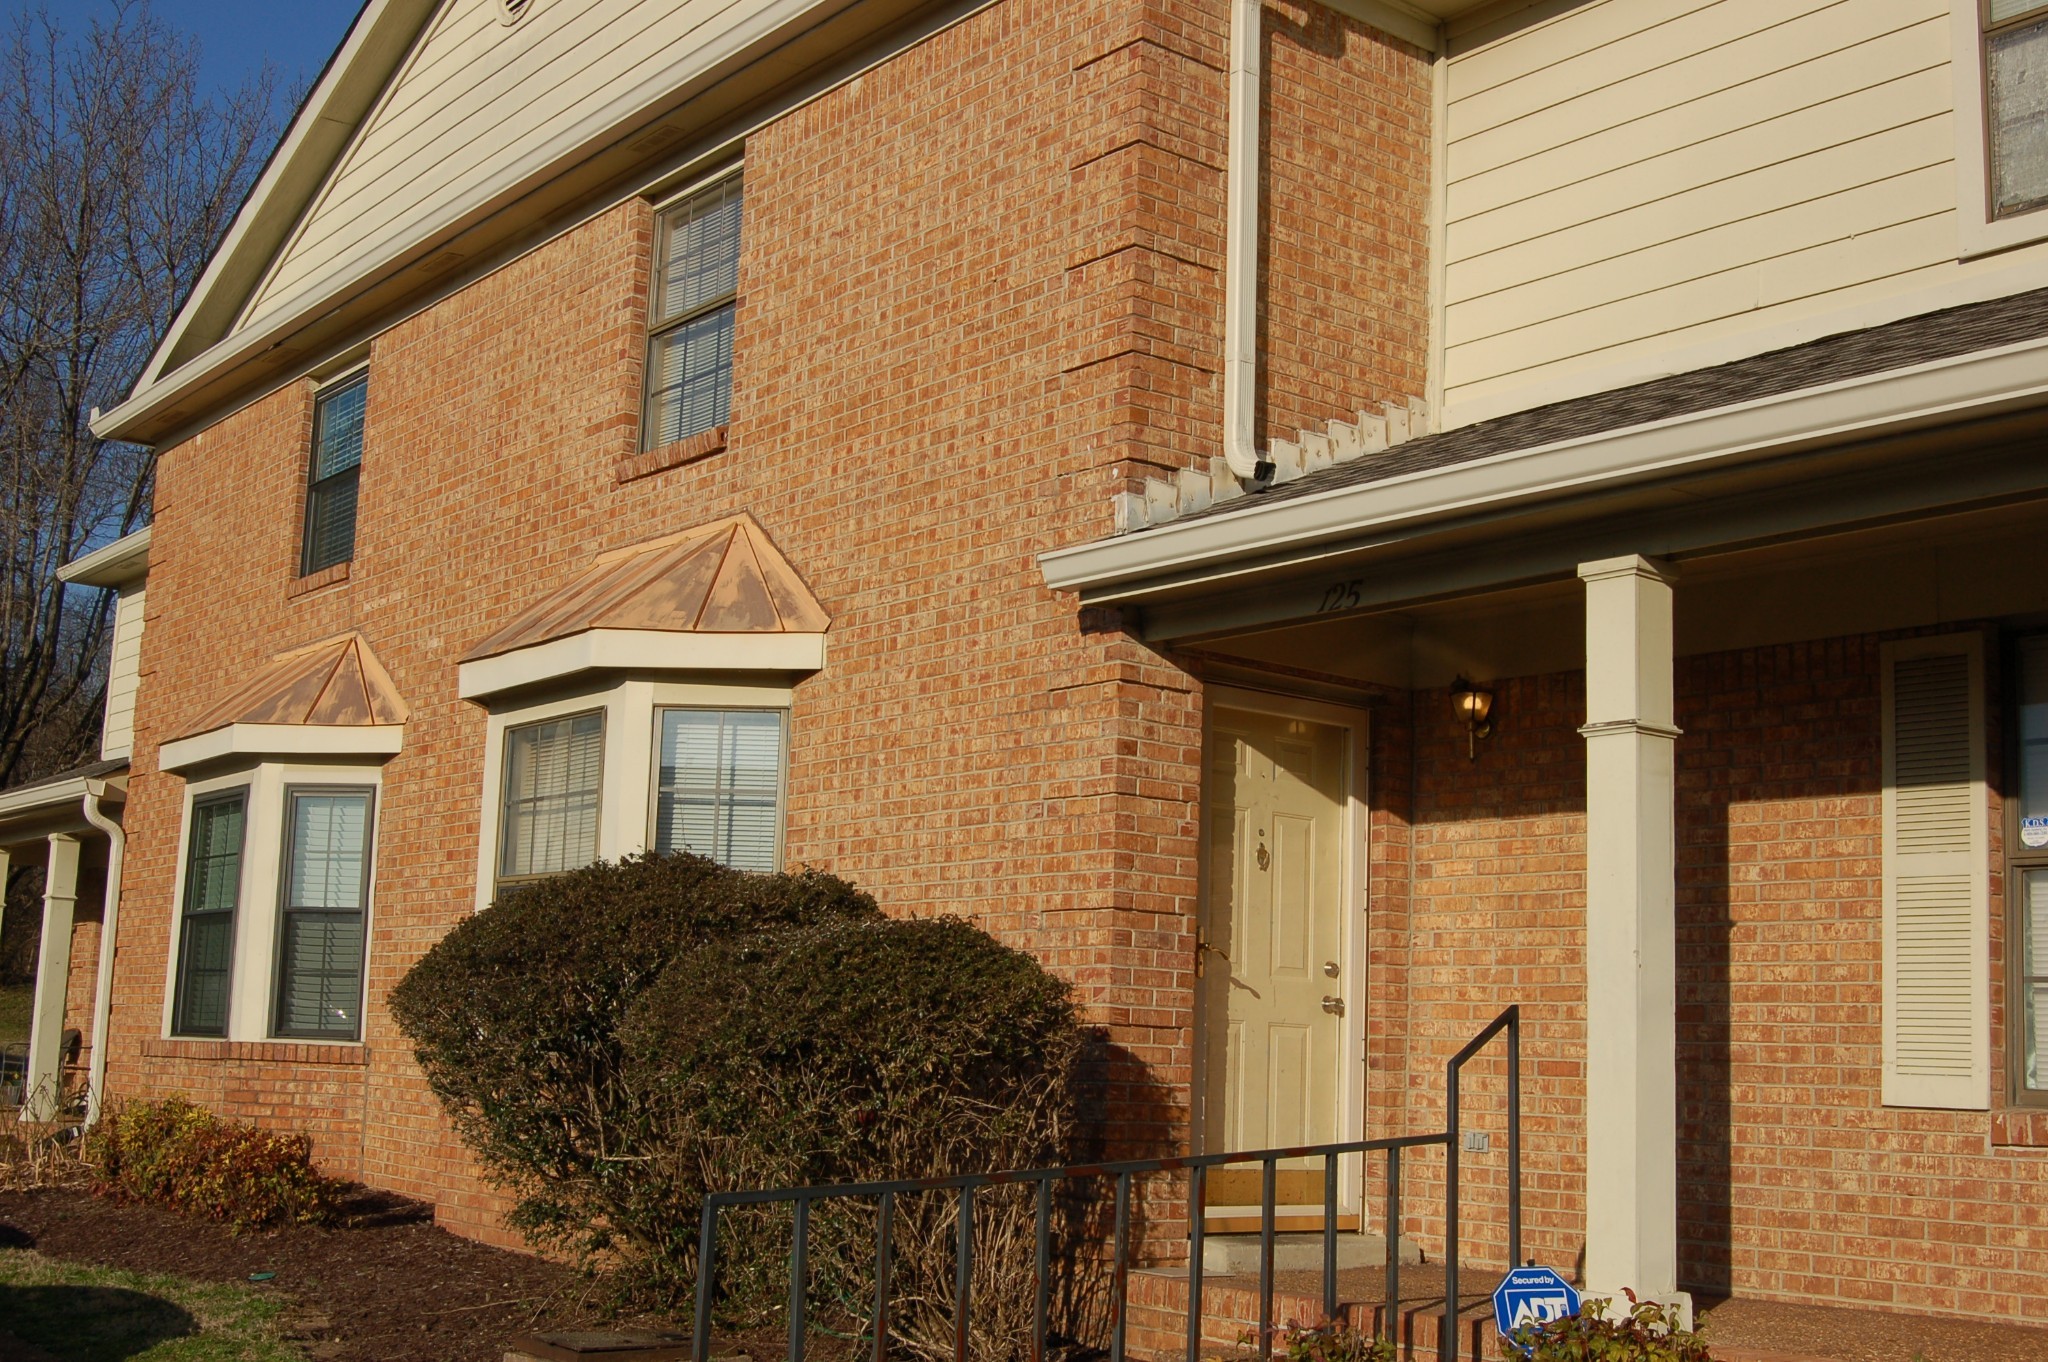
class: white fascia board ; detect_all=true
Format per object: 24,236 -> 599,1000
0,778 -> 90,822
58,526 -> 152,588
457,630 -> 828,702
1040,332 -> 2048,599
158,723 -> 405,774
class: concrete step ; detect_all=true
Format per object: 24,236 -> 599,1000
1202,1231 -> 1422,1275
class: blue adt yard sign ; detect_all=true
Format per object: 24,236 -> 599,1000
1493,1265 -> 1580,1343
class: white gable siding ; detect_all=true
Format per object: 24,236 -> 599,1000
101,583 -> 146,762
238,0 -> 795,333
1439,0 -> 2048,425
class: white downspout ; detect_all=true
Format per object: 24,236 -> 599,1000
1223,0 -> 1274,484
80,782 -> 123,1129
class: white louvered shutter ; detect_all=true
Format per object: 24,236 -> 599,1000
1880,635 -> 1990,1109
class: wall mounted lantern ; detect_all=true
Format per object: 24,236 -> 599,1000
1450,677 -> 1494,759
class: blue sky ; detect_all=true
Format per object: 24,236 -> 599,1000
36,0 -> 367,105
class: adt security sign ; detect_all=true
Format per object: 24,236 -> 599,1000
1492,1265 -> 1580,1345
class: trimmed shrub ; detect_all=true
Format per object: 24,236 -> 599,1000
388,852 -> 882,1262
94,1096 -> 339,1232
1507,1295 -> 1710,1361
618,915 -> 1085,1349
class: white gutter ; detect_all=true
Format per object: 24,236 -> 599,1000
1040,328 -> 2048,597
80,783 -> 123,1129
1222,0 -> 1273,484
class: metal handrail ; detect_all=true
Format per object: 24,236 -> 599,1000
691,1005 -> 1523,1362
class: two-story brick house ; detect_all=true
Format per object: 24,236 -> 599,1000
37,0 -> 2048,1336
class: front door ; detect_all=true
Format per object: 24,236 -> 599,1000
1200,702 -> 1354,1224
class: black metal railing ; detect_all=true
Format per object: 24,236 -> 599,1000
691,1005 -> 1521,1362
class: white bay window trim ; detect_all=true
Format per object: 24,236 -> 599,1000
161,761 -> 382,1044
473,678 -> 794,910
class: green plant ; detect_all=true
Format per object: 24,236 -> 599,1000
93,1097 -> 339,1232
1262,1320 -> 1396,1362
1505,1293 -> 1710,1361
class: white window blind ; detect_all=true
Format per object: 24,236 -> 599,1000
653,709 -> 783,872
276,789 -> 372,1040
500,711 -> 604,880
1880,636 -> 1990,1109
303,372 -> 367,574
173,791 -> 247,1037
644,175 -> 741,447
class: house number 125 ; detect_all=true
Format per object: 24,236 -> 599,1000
1316,578 -> 1365,614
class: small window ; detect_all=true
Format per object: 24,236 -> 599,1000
652,708 -> 784,871
499,710 -> 605,885
2012,636 -> 2048,1100
302,371 -> 367,576
643,175 -> 741,449
275,788 -> 373,1040
1985,0 -> 2048,219
173,790 -> 248,1037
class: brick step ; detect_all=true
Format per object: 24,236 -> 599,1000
1126,1264 -> 1503,1362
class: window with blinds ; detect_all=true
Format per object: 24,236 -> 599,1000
652,708 -> 783,872
2013,636 -> 2048,1101
1986,0 -> 2048,219
1880,635 -> 1990,1110
302,371 -> 367,576
173,790 -> 247,1037
500,710 -> 605,883
643,174 -> 741,449
275,788 -> 373,1040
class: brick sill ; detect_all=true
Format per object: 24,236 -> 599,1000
1991,1110 -> 2048,1147
616,425 -> 727,483
287,561 -> 351,598
143,1037 -> 367,1067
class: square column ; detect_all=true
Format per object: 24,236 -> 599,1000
1576,556 -> 1686,1316
23,833 -> 79,1123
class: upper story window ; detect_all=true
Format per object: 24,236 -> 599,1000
643,174 -> 741,449
302,370 -> 367,576
1986,1 -> 2048,219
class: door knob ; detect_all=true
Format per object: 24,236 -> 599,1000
1321,995 -> 1344,1016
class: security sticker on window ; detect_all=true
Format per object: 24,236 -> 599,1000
2024,815 -> 2048,850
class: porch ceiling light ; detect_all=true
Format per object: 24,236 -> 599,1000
1451,677 -> 1494,760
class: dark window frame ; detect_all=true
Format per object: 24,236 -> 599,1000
171,787 -> 250,1038
300,369 -> 368,577
647,705 -> 788,872
2008,633 -> 2048,1106
496,708 -> 607,893
1981,0 -> 2048,222
641,172 -> 742,451
271,784 -> 376,1042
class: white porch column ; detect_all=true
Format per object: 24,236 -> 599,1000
1577,555 -> 1686,1315
23,833 -> 79,1123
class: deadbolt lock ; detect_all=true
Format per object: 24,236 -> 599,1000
1323,961 -> 1340,978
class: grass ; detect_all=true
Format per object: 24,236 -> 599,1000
0,982 -> 31,1043
0,1248 -> 303,1361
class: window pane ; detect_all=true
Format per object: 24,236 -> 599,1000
1992,0 -> 2048,24
654,709 -> 783,872
2027,870 -> 2048,1090
1989,18 -> 2048,218
302,468 -> 359,574
287,792 -> 369,909
303,373 -> 367,574
645,304 -> 735,445
501,712 -> 604,879
174,793 -> 245,1037
278,911 -> 366,1037
654,177 -> 742,323
311,375 -> 367,480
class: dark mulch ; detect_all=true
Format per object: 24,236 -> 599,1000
0,1184 -> 628,1362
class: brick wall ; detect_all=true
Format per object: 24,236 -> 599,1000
105,0 -> 1434,1248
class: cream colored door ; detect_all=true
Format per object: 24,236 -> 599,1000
1201,705 -> 1349,1214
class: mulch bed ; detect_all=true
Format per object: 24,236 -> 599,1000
0,1184 -> 630,1362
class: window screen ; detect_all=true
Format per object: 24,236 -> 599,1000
173,791 -> 247,1037
652,709 -> 783,872
275,789 -> 372,1040
302,372 -> 367,575
1987,1 -> 2048,219
500,711 -> 605,881
644,176 -> 741,448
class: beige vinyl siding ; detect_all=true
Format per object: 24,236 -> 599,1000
1440,0 -> 1974,421
101,583 -> 145,762
237,0 -> 788,331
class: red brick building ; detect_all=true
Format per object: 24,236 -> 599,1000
9,0 -> 2047,1337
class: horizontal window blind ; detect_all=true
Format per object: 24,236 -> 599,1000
2026,870 -> 2048,1093
1880,636 -> 1989,1109
1988,11 -> 2048,218
645,306 -> 734,445
303,372 -> 367,575
645,175 -> 741,447
276,790 -> 371,1039
654,177 -> 742,324
501,711 -> 604,879
173,791 -> 246,1037
653,708 -> 783,872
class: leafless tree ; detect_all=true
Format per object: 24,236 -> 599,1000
0,0 -> 277,788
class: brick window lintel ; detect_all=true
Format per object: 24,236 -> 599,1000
141,1036 -> 368,1067
616,425 -> 727,484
